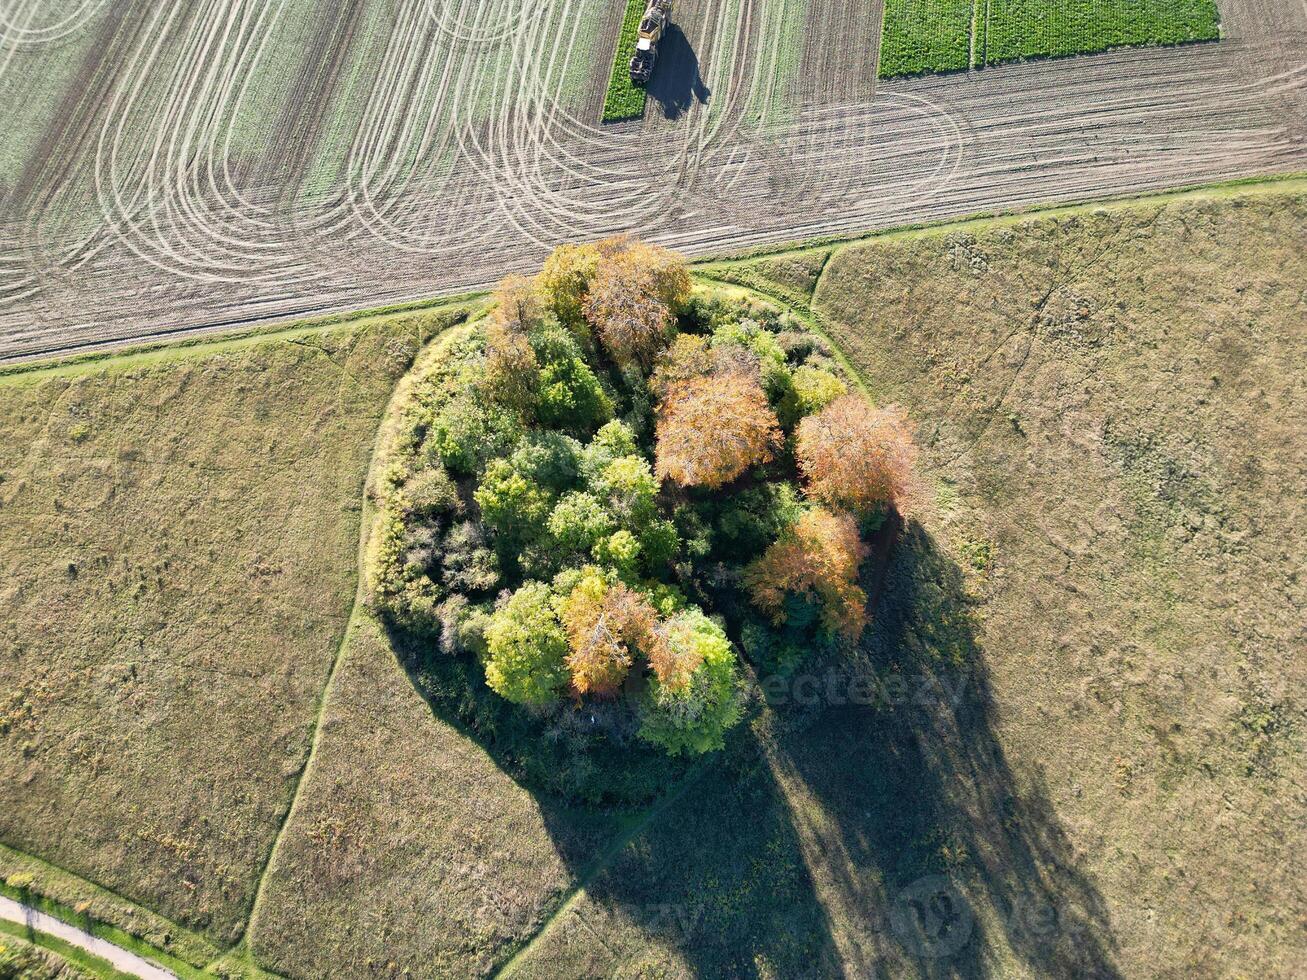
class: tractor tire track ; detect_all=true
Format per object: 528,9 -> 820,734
0,0 -> 1302,360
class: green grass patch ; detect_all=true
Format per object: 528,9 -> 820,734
0,919 -> 136,980
602,0 -> 650,122
879,0 -> 1221,77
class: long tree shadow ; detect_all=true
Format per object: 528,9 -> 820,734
386,519 -> 1120,976
385,602 -> 849,975
645,25 -> 711,121
527,522 -> 1122,977
751,521 -> 1122,977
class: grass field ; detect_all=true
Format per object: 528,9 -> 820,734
0,309 -> 463,947
880,0 -> 1222,76
503,184 -> 1306,977
0,923 -> 106,979
245,330 -> 626,976
2,181 -> 1302,978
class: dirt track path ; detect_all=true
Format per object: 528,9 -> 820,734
0,0 -> 1303,360
0,894 -> 176,979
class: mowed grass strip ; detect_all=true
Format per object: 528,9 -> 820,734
602,0 -> 649,122
507,188 -> 1307,978
878,0 -> 1221,77
0,310 -> 461,944
878,0 -> 974,77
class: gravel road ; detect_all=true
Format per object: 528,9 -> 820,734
0,894 -> 176,979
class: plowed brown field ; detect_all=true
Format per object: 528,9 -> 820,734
0,0 -> 1303,360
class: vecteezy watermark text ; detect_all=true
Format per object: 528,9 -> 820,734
759,669 -> 969,710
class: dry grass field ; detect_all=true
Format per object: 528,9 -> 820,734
245,615 -> 624,978
499,182 -> 1306,977
0,309 -> 463,948
803,185 -> 1307,975
1,182 -> 1302,978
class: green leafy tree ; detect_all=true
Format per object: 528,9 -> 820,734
639,612 -> 743,755
440,521 -> 500,593
402,464 -> 460,518
474,460 -> 555,549
484,583 -> 569,705
530,327 -> 613,434
538,242 -> 601,338
427,390 -> 525,476
789,365 -> 847,416
592,528 -> 641,579
636,518 -> 680,571
593,454 -> 660,529
548,491 -> 615,553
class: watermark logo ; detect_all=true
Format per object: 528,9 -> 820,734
889,875 -> 975,958
759,669 -> 969,710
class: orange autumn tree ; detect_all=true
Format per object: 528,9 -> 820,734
649,333 -> 715,398
743,507 -> 869,639
655,370 -> 781,488
796,395 -> 918,514
483,276 -> 542,414
582,240 -> 691,367
559,574 -> 669,697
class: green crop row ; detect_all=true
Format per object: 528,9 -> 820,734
879,0 -> 975,78
603,0 -> 650,122
984,0 -> 1221,64
880,0 -> 1221,78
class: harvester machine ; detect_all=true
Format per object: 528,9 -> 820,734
629,0 -> 672,86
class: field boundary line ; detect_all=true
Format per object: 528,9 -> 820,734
0,293 -> 485,377
232,317 -> 468,963
490,758 -> 717,979
695,171 -> 1307,265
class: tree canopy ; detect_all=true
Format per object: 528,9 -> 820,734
368,239 -> 918,783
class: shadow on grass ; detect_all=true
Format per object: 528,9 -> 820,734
645,26 -> 711,121
752,521 -> 1123,977
387,520 -> 1120,976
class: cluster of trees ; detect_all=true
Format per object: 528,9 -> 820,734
370,237 -> 916,765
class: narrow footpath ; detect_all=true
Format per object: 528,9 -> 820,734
0,895 -> 175,979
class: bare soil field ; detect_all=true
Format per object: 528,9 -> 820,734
0,309 -> 461,947
0,0 -> 1303,359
